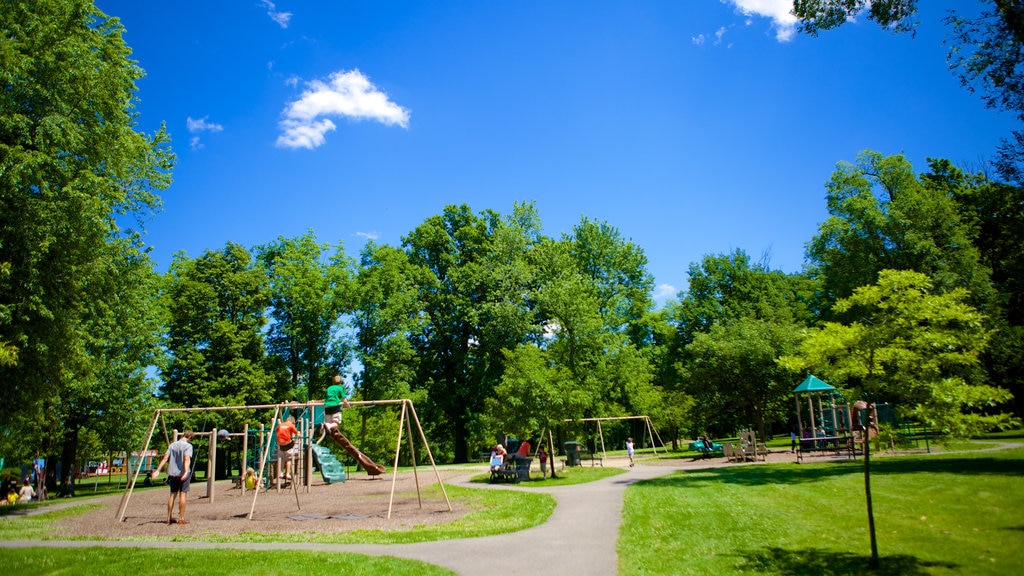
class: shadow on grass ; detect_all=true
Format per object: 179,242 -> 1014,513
734,546 -> 958,575
643,454 -> 1023,488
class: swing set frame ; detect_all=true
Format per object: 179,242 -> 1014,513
561,415 -> 664,461
115,398 -> 450,522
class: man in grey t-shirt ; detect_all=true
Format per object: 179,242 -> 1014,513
151,430 -> 194,525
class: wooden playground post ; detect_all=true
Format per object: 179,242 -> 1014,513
387,401 -> 408,519
241,423 -> 249,493
407,400 -> 451,514
116,409 -> 161,522
207,430 -> 216,503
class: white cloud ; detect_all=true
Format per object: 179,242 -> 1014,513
653,284 -> 677,301
186,116 -> 224,133
261,0 -> 292,28
692,33 -> 706,46
723,0 -> 798,42
355,231 -> 379,241
186,116 -> 223,151
276,69 -> 410,150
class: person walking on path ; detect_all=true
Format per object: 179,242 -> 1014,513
151,430 -> 194,525
626,437 -> 635,467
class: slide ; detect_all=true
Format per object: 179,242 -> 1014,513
326,427 -> 386,476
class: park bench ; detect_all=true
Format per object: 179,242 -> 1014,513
489,456 -> 533,483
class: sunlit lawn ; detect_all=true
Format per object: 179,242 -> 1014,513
620,444 -> 1024,576
0,548 -> 455,576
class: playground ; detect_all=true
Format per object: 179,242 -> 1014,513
45,469 -> 467,539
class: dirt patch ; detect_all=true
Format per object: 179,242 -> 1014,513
52,470 -> 470,539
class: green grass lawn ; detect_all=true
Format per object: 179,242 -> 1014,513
619,445 -> 1024,576
0,548 -> 456,576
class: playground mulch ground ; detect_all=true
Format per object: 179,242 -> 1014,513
53,469 -> 469,539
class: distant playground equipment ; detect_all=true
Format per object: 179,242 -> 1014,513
116,398 -> 449,522
560,415 -> 664,466
792,374 -> 928,460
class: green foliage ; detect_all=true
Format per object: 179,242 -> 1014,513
0,0 -> 173,481
780,270 -> 1015,435
669,250 -> 811,438
255,231 -> 356,399
807,151 -> 993,315
793,0 -> 919,36
160,243 -> 273,428
685,316 -> 802,439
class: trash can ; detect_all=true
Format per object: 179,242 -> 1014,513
564,441 -> 583,467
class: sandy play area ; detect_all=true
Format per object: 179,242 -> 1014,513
53,468 -> 470,539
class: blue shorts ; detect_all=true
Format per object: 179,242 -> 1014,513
168,475 -> 191,494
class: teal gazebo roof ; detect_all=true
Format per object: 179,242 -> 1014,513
792,374 -> 835,394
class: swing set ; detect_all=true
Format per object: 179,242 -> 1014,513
116,398 -> 450,522
559,415 -> 664,464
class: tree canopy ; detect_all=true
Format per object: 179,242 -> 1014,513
0,0 -> 173,476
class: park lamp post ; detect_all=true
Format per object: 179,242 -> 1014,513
854,400 -> 880,569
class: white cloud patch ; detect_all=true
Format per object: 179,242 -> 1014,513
653,284 -> 677,301
692,33 -> 706,46
277,69 -> 410,150
723,0 -> 798,42
186,116 -> 223,150
262,0 -> 292,28
355,231 -> 379,241
715,26 -> 728,45
187,116 -> 224,133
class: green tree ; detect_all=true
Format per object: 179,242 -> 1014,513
256,232 -> 355,401
807,151 -> 993,314
374,203 -> 541,462
0,0 -> 173,484
780,270 -> 1014,435
161,243 -> 273,428
685,316 -> 802,441
670,250 -> 809,438
927,158 -> 1024,414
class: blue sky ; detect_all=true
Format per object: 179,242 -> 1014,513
97,0 -> 1015,306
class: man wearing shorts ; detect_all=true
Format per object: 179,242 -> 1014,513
323,374 -> 351,432
151,430 -> 193,525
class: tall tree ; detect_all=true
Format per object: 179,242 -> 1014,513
685,316 -> 802,441
388,203 -> 540,462
807,151 -> 993,315
256,232 -> 355,401
927,158 -> 1024,414
161,243 -> 273,427
0,0 -> 173,484
671,250 -> 809,438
